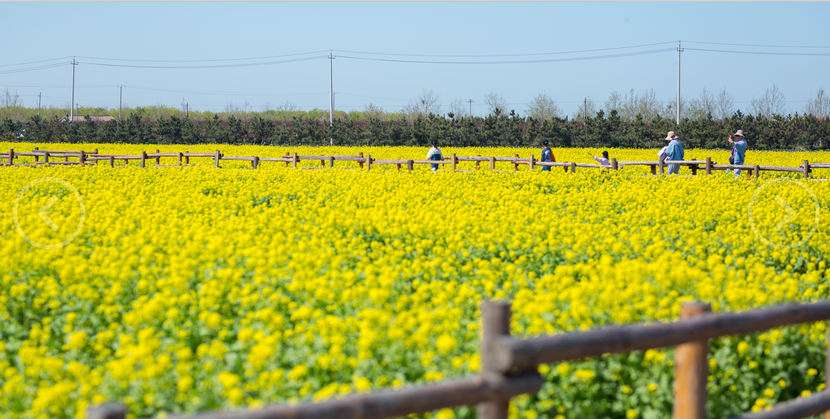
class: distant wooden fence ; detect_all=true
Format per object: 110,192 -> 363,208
87,299 -> 830,419
2,148 -> 828,180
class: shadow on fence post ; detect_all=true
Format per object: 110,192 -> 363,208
478,301 -> 512,419
674,302 -> 712,419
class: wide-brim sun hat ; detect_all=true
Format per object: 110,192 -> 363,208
665,131 -> 676,141
733,129 -> 745,137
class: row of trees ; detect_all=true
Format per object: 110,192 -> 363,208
2,108 -> 828,150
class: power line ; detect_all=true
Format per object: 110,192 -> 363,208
0,63 -> 68,75
0,57 -> 74,68
82,55 -> 326,69
75,50 -> 331,63
683,40 -> 830,49
685,47 -> 830,56
332,42 -> 678,58
337,48 -> 677,65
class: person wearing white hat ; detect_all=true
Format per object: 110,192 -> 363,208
664,131 -> 684,175
728,130 -> 748,178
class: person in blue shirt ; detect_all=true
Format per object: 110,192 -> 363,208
664,131 -> 685,175
426,139 -> 442,171
540,140 -> 554,171
728,129 -> 748,178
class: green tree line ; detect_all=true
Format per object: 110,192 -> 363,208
1,108 -> 828,150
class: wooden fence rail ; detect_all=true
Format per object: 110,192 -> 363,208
2,148 -> 827,179
89,299 -> 830,419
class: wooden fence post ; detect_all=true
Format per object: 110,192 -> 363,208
34,146 -> 39,162
611,158 -> 618,171
658,159 -> 665,175
366,155 -> 372,171
705,158 -> 712,175
489,156 -> 496,171
79,150 -> 86,166
215,150 -> 221,168
570,162 -> 576,174
804,160 -> 810,180
673,302 -> 712,419
292,152 -> 298,169
44,152 -> 50,164
109,156 -> 114,168
358,152 -> 364,170
452,153 -> 457,172
185,151 -> 190,165
478,301 -> 512,419
329,156 -> 335,168
178,152 -> 183,166
7,149 -> 13,167
690,161 -> 698,176
407,160 -> 414,173
155,149 -> 160,166
753,165 -> 760,182
513,154 -> 519,172
252,156 -> 259,169
476,155 -> 481,171
529,154 -> 535,171
141,151 -> 146,168
87,404 -> 127,419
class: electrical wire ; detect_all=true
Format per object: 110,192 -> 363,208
76,50 -> 331,63
685,47 -> 830,56
82,55 -> 326,69
127,86 -> 328,97
0,57 -> 74,68
338,48 -> 676,64
0,63 -> 68,75
683,40 -> 830,49
333,42 -> 678,58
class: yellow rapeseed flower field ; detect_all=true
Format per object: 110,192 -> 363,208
1,143 -> 829,419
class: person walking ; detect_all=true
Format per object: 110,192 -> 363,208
728,129 -> 748,178
664,131 -> 685,175
426,139 -> 443,171
540,140 -> 555,172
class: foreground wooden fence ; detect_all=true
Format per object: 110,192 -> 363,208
2,148 -> 828,179
87,299 -> 830,419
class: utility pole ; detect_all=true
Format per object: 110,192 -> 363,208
677,41 -> 684,125
329,51 -> 334,146
119,85 -> 123,120
467,99 -> 473,117
70,57 -> 77,123
38,93 -> 41,117
584,98 -> 588,121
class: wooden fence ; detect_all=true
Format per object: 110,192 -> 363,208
87,299 -> 830,419
2,148 -> 828,179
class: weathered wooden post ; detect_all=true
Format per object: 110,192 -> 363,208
611,158 -> 618,171
87,404 -> 127,419
753,165 -> 760,181
452,153 -> 457,172
292,152 -> 298,169
528,154 -> 535,171
178,152 -> 183,166
109,156 -> 114,168
358,152 -> 364,170
366,155 -> 372,171
185,151 -> 190,165
674,302 -> 712,419
489,156 -> 496,171
214,150 -> 221,168
141,151 -> 147,168
7,149 -> 13,167
478,301 -> 512,419
252,156 -> 259,169
155,149 -> 160,166
284,152 -> 291,167
658,159 -> 665,175
79,150 -> 86,166
804,160 -> 810,180
44,152 -> 50,164
407,160 -> 414,174
34,146 -> 39,162
705,157 -> 712,175
513,154 -> 519,172
397,163 -> 402,172
329,156 -> 335,168
570,162 -> 576,174
476,155 -> 481,171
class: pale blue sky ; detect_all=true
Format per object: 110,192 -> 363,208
2,2 -> 829,117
